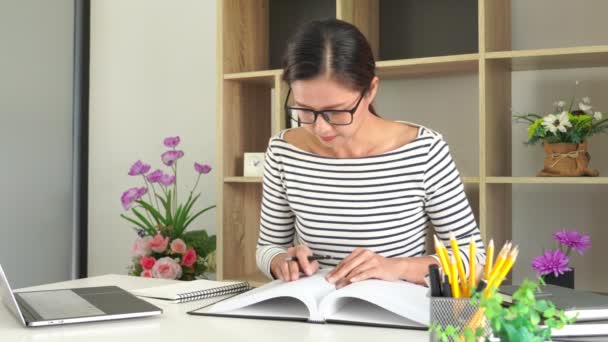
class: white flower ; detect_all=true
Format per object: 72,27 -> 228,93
579,102 -> 593,113
582,96 -> 591,104
542,112 -> 572,134
595,111 -> 603,120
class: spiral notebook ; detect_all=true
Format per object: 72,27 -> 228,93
131,279 -> 250,304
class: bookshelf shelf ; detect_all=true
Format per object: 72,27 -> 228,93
486,45 -> 608,71
376,54 -> 479,79
486,177 -> 608,185
223,69 -> 281,86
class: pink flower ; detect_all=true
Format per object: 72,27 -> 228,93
553,229 -> 591,255
161,150 -> 184,166
151,257 -> 182,279
159,173 -> 175,186
194,162 -> 212,174
140,256 -> 156,270
131,236 -> 152,257
163,136 -> 180,148
182,249 -> 197,267
170,238 -> 187,254
128,160 -> 151,176
146,169 -> 164,183
149,234 -> 169,253
121,187 -> 148,210
531,249 -> 571,277
141,270 -> 153,278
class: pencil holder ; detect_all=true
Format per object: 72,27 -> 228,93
429,296 -> 491,342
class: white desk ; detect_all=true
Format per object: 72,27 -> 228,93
1,274 -> 428,342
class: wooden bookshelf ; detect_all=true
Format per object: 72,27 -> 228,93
217,0 -> 608,284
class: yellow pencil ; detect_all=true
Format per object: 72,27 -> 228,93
487,247 -> 519,295
450,254 -> 461,298
433,235 -> 451,279
484,239 -> 494,280
488,241 -> 511,286
449,232 -> 468,296
468,236 -> 476,298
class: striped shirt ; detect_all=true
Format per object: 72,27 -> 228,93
255,124 -> 485,280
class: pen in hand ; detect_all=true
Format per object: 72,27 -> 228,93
284,254 -> 338,262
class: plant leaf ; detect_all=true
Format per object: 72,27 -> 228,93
183,205 -> 216,230
135,200 -> 166,227
130,208 -> 155,235
120,214 -> 149,232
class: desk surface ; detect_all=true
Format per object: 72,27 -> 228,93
1,274 -> 428,342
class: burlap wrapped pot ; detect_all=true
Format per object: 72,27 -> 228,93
537,140 -> 599,177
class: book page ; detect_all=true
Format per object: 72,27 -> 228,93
318,279 -> 430,327
202,270 -> 335,321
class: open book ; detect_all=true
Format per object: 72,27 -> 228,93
131,279 -> 249,304
189,270 -> 430,329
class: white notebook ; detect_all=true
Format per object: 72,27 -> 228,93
131,279 -> 250,304
189,270 -> 429,329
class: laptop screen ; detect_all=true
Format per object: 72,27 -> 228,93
0,264 -> 26,326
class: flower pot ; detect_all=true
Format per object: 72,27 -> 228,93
537,141 -> 599,177
544,268 -> 575,289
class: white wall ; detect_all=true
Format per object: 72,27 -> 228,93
88,0 -> 217,276
0,0 -> 76,288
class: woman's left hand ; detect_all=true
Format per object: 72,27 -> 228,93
325,248 -> 404,288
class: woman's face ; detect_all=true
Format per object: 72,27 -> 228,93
290,76 -> 377,147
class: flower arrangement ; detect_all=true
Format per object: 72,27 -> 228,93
120,136 -> 216,280
531,229 -> 591,279
513,82 -> 606,177
514,88 -> 606,146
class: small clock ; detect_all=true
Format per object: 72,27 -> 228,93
243,152 -> 265,177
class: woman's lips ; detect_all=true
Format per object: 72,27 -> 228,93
320,136 -> 336,142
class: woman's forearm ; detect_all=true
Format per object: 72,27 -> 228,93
395,256 -> 440,285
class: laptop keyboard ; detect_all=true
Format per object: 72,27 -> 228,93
18,290 -> 105,319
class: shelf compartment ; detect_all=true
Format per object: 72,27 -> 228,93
224,70 -> 281,86
486,46 -> 608,71
486,177 -> 608,184
376,54 -> 479,79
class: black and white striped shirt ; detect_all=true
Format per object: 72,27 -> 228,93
256,124 -> 485,279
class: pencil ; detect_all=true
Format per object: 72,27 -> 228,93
449,232 -> 468,297
484,239 -> 494,280
450,254 -> 461,298
433,235 -> 451,279
468,236 -> 476,298
283,254 -> 338,262
487,241 -> 511,286
486,247 -> 519,296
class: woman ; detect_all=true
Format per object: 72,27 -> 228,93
256,19 -> 484,288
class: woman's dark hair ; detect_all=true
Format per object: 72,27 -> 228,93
282,18 -> 378,115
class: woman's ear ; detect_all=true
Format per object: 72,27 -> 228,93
366,76 -> 380,104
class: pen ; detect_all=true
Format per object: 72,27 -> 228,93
283,254 -> 338,262
441,274 -> 452,297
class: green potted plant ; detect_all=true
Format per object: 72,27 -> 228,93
431,279 -> 576,342
513,81 -> 606,177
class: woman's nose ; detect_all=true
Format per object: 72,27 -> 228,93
313,115 -> 333,133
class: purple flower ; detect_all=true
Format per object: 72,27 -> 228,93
163,136 -> 180,148
553,229 -> 591,255
121,187 -> 148,211
159,173 -> 175,186
146,169 -> 164,183
161,150 -> 184,166
194,162 -> 212,174
531,249 -> 571,277
128,160 -> 151,176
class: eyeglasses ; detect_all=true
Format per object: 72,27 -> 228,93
284,88 -> 367,126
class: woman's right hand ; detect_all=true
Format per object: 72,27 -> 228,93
270,245 -> 320,281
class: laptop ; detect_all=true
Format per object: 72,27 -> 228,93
0,264 -> 162,327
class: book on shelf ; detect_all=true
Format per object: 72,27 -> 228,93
188,269 -> 429,330
130,279 -> 250,304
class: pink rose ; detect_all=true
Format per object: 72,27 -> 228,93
170,238 -> 187,254
149,234 -> 169,253
181,249 -> 197,267
151,257 -> 183,280
141,270 -> 152,278
131,236 -> 152,257
140,256 -> 156,270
